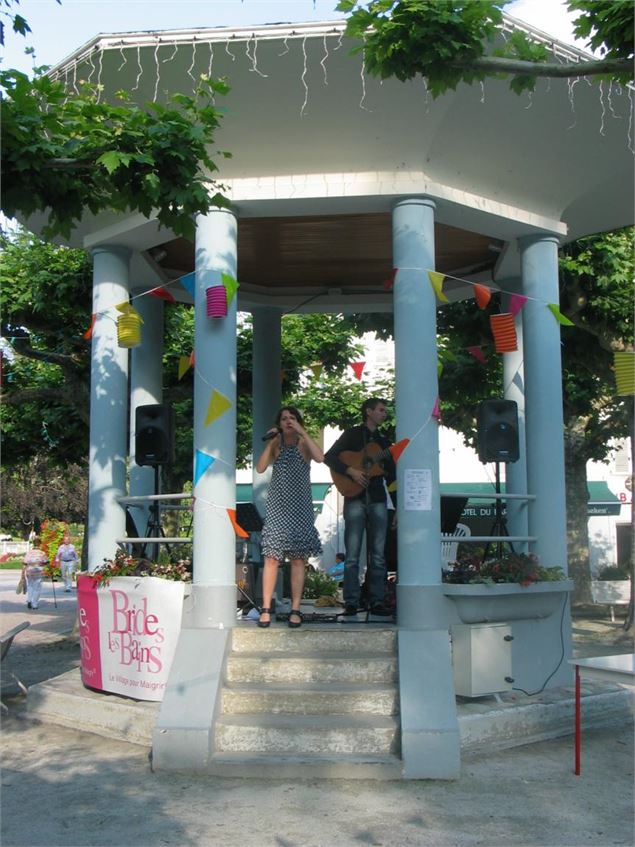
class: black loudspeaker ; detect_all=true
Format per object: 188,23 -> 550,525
135,404 -> 174,466
477,400 -> 519,463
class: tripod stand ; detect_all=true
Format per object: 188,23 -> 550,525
481,461 -> 515,563
142,465 -> 171,561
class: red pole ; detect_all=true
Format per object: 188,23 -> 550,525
574,664 -> 581,775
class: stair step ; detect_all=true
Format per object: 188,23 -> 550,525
222,682 -> 399,716
225,653 -> 397,684
207,751 -> 403,780
231,626 -> 397,654
215,713 -> 400,755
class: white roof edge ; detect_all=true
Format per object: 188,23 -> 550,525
47,11 -> 593,77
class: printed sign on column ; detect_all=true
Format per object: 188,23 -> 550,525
77,575 -> 184,701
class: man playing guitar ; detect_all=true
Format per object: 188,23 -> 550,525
324,397 -> 395,617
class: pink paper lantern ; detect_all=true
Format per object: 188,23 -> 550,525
206,285 -> 227,318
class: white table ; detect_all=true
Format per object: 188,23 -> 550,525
568,653 -> 635,775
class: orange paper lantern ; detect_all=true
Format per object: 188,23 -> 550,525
489,313 -> 517,353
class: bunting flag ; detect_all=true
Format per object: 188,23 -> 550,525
490,313 -> 518,353
350,361 -> 365,380
431,396 -> 441,420
389,438 -> 410,462
189,351 -> 195,367
467,345 -> 487,365
83,313 -> 96,340
473,284 -> 491,310
614,351 -> 635,395
548,304 -> 574,326
178,356 -> 192,380
180,272 -> 196,297
194,450 -> 216,487
437,361 -> 444,378
387,480 -> 397,493
149,286 -> 176,303
280,369 -> 286,383
204,388 -> 232,426
428,271 -> 449,303
221,272 -> 239,305
227,507 -> 249,539
309,362 -> 323,380
509,293 -> 528,316
383,268 -> 398,290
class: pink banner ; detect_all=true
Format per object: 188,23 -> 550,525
77,575 -> 103,691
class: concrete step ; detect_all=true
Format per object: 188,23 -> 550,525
214,713 -> 400,755
231,626 -> 397,654
222,681 -> 399,716
225,653 -> 397,684
206,751 -> 403,780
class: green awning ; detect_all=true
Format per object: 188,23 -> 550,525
236,482 -> 332,504
586,481 -> 622,516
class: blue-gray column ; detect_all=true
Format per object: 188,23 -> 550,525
501,285 -> 528,546
520,235 -> 567,570
191,208 -> 238,627
393,199 -> 441,611
129,291 -> 164,536
251,306 -> 282,519
87,246 -> 130,570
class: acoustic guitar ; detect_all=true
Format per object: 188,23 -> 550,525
330,442 -> 394,498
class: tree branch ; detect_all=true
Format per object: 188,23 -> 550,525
458,55 -> 632,80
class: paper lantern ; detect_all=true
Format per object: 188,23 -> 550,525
117,313 -> 142,348
489,313 -> 517,353
206,285 -> 227,318
614,351 -> 635,396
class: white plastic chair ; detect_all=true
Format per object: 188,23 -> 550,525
441,523 -> 471,567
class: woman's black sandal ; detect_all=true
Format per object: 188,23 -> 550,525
258,608 -> 272,628
288,609 -> 303,629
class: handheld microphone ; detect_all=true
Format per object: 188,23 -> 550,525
261,429 -> 280,442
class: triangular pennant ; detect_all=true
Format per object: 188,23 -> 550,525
221,272 -> 239,305
83,313 -> 96,340
509,293 -> 528,316
350,361 -> 365,381
467,345 -> 487,365
548,304 -> 574,326
180,272 -> 196,297
309,362 -> 323,380
149,286 -> 176,303
428,271 -> 449,303
189,351 -> 195,367
194,450 -> 216,487
383,268 -> 398,290
614,351 -> 635,396
227,508 -> 249,539
178,356 -> 192,380
490,313 -> 518,353
388,438 -> 410,462
473,284 -> 491,310
431,396 -> 441,420
204,388 -> 232,426
437,360 -> 444,378
387,480 -> 397,493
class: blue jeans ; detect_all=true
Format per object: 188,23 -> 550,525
343,498 -> 388,608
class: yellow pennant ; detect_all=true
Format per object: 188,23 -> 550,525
547,304 -> 574,326
428,271 -> 449,303
178,356 -> 192,380
310,362 -> 323,380
204,388 -> 232,426
614,351 -> 635,396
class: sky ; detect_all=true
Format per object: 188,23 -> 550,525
1,0 -> 589,74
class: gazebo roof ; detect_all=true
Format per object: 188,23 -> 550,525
29,15 -> 633,312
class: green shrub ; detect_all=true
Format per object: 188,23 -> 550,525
597,565 -> 631,581
303,569 -> 339,599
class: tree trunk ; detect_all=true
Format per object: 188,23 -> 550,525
564,427 -> 593,605
624,403 -> 634,632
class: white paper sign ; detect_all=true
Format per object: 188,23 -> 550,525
404,468 -> 432,511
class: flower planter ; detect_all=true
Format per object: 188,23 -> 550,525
443,580 -> 574,624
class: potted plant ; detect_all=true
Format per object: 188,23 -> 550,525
590,564 -> 631,620
442,552 -> 573,623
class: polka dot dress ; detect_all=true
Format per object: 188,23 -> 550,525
261,441 -> 323,561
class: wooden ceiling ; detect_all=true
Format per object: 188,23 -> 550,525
154,213 -> 502,294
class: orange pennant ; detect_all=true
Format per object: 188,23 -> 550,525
149,286 -> 176,303
389,438 -> 410,462
227,508 -> 249,539
473,284 -> 492,310
83,313 -> 96,340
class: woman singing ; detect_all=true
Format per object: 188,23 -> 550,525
256,406 -> 324,628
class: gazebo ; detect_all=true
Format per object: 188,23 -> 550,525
29,14 -> 634,778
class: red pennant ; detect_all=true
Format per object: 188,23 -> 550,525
490,313 -> 518,353
388,438 -> 410,462
149,286 -> 176,303
473,284 -> 492,310
350,361 -> 365,380
467,345 -> 487,365
83,313 -> 96,340
189,351 -> 195,367
383,268 -> 398,290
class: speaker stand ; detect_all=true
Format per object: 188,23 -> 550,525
481,462 -> 515,563
142,466 -> 171,561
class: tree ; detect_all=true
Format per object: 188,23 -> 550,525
338,0 -> 633,97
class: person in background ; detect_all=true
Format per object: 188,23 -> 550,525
256,406 -> 324,629
55,531 -> 79,592
327,552 -> 346,582
324,397 -> 395,617
22,536 -> 48,610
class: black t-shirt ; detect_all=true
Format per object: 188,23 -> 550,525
324,424 -> 395,503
